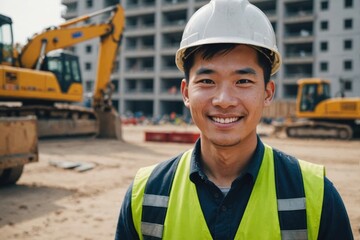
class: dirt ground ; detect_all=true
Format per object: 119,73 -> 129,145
0,124 -> 359,240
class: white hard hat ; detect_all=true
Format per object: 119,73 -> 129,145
175,0 -> 281,75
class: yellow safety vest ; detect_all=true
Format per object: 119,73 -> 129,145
131,144 -> 324,239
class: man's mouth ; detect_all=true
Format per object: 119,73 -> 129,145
211,117 -> 240,124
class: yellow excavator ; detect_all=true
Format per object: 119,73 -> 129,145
0,5 -> 124,185
0,4 -> 125,139
285,78 -> 360,140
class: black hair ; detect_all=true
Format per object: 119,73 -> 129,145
182,43 -> 272,85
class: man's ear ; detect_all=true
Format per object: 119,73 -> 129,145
264,80 -> 275,106
181,79 -> 190,108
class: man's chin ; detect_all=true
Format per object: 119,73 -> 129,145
210,138 -> 243,148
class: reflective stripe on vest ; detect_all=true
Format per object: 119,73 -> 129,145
131,145 -> 324,239
273,148 -> 308,239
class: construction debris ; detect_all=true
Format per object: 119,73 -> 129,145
49,160 -> 95,172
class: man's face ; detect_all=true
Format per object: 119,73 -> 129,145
181,45 -> 274,147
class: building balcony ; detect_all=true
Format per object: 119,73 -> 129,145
162,0 -> 187,11
160,70 -> 183,78
283,52 -> 314,64
124,48 -> 156,57
283,56 -> 314,64
284,11 -> 314,24
161,24 -> 185,33
282,77 -> 301,83
283,32 -> 314,44
125,26 -> 156,36
126,1 -> 156,10
61,10 -> 78,20
125,6 -> 156,16
283,72 -> 313,83
123,70 -> 155,78
61,0 -> 77,4
161,46 -> 178,55
250,0 -> 275,3
163,0 -> 187,4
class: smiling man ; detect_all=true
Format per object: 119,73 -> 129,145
115,0 -> 353,239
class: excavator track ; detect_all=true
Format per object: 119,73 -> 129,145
0,104 -> 98,138
285,121 -> 353,140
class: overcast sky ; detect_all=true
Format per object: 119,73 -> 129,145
0,0 -> 65,44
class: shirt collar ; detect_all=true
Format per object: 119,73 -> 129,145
189,136 -> 265,184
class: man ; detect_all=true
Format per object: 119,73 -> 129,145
115,0 -> 353,239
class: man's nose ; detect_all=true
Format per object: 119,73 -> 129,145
212,85 -> 238,108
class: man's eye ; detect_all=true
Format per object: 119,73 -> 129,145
199,79 -> 214,84
237,79 -> 252,84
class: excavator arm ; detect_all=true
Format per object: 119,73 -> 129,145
18,4 -> 125,110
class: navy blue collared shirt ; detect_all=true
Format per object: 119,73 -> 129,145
115,138 -> 353,239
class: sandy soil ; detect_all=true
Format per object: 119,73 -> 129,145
0,124 -> 359,240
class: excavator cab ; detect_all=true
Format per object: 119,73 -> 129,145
44,51 -> 82,93
0,14 -> 14,66
299,79 -> 331,112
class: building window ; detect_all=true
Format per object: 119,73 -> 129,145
86,0 -> 93,8
68,46 -> 76,53
344,0 -> 353,8
320,21 -> 328,30
344,19 -> 353,29
85,81 -> 94,92
344,60 -> 352,70
105,0 -> 119,7
112,100 -> 119,111
67,2 -> 78,12
320,41 -> 328,51
321,1 -> 329,10
85,45 -> 92,54
85,62 -> 92,71
344,80 -> 352,91
344,39 -> 352,50
320,62 -> 328,72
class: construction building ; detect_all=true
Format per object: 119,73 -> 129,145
61,0 -> 360,119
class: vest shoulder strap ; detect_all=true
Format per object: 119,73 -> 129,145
139,153 -> 183,240
273,148 -> 308,239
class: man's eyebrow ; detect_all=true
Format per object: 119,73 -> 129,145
195,68 -> 215,75
235,68 -> 257,75
195,67 -> 257,76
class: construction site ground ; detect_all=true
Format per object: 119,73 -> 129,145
0,124 -> 359,240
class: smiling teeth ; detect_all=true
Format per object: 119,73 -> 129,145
212,117 -> 239,124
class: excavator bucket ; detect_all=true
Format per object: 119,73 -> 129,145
95,108 -> 123,140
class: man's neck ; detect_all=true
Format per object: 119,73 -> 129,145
200,133 -> 258,187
